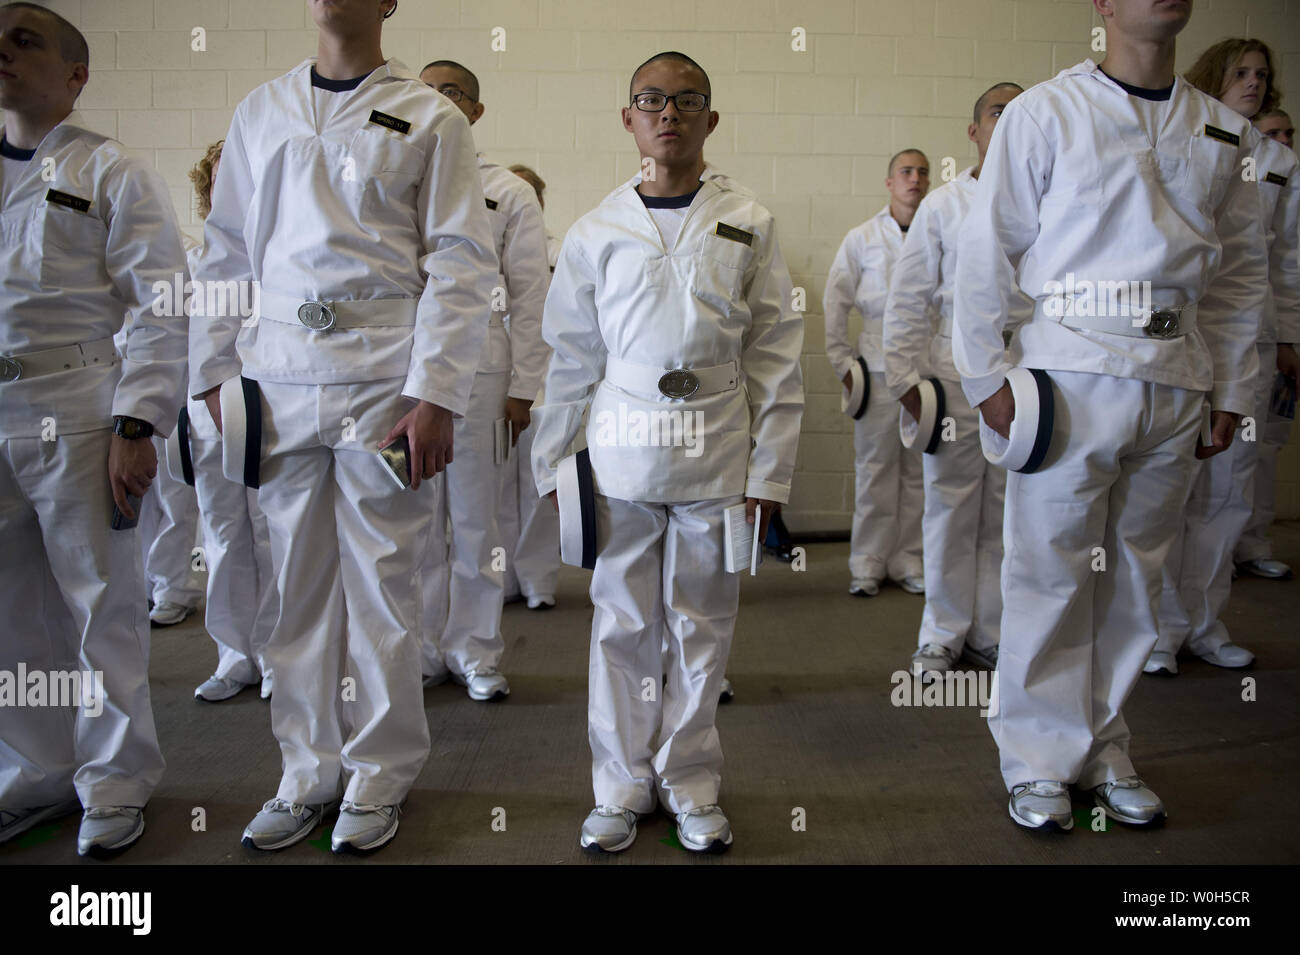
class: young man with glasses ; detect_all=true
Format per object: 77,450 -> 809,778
415,60 -> 550,702
190,0 -> 496,854
530,52 -> 803,854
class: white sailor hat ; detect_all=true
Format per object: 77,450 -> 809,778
899,377 -> 945,454
978,367 -> 1054,473
557,447 -> 597,570
840,356 -> 870,420
164,406 -> 195,487
219,376 -> 262,488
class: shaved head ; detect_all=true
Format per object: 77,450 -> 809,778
629,51 -> 710,104
420,59 -> 478,101
973,82 -> 1022,122
2,2 -> 88,67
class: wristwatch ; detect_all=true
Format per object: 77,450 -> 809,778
112,416 -> 155,440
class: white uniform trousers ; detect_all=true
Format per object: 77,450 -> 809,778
257,379 -> 432,806
1235,343 -> 1288,563
850,370 -> 924,583
420,368 -> 510,676
0,429 -> 165,808
188,396 -> 277,685
918,377 -> 1004,654
588,494 -> 742,815
992,371 -> 1201,789
497,420 -> 561,601
137,434 -> 203,609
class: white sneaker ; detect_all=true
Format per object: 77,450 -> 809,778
718,678 -> 734,704
1094,776 -> 1166,826
1143,651 -> 1178,676
1236,557 -> 1292,580
580,806 -> 638,853
895,575 -> 925,595
260,672 -> 273,699
675,805 -> 732,853
960,644 -> 998,670
194,675 -> 254,702
149,601 -> 195,627
241,798 -> 330,851
849,578 -> 880,597
454,667 -> 510,701
911,643 -> 955,680
526,594 -> 556,610
1197,643 -> 1255,669
77,806 -> 145,857
331,802 -> 400,854
1008,781 -> 1073,832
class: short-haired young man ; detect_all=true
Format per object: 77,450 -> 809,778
531,52 -> 803,853
824,149 -> 930,600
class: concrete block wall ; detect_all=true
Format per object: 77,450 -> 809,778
32,0 -> 1300,532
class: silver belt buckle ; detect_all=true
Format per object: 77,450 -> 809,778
298,301 -> 336,331
0,356 -> 23,382
1144,307 -> 1180,340
657,369 -> 700,399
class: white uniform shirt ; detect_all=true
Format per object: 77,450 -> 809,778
477,155 -> 550,400
1253,131 -> 1300,345
0,114 -> 188,439
824,205 -> 908,377
952,61 -> 1266,416
531,165 -> 804,504
189,59 -> 497,416
884,168 -> 976,396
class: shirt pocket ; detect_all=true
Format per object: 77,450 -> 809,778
1185,130 -> 1239,217
345,127 -> 425,213
39,200 -> 109,292
690,231 -> 754,314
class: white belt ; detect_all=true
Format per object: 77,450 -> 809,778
1040,299 -> 1197,340
604,356 -> 740,400
256,290 -> 418,331
0,337 -> 118,382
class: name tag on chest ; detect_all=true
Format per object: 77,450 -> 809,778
714,222 -> 753,246
46,189 -> 92,213
1265,172 -> 1289,187
1202,124 -> 1239,147
368,110 -> 411,135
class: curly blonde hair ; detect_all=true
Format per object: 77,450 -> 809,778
188,140 -> 225,219
1184,39 -> 1282,117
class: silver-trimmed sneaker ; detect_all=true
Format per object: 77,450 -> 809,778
77,806 -> 145,857
330,802 -> 400,854
1196,643 -> 1255,669
455,667 -> 510,702
676,805 -> 732,853
580,805 -> 638,853
849,578 -> 881,597
911,643 -> 955,681
195,674 -> 254,702
1008,781 -> 1073,832
149,601 -> 195,627
1094,776 -> 1166,827
960,643 -> 998,670
241,798 -> 330,851
718,678 -> 735,704
1143,651 -> 1178,677
896,575 -> 925,595
260,672 -> 273,699
526,594 -> 556,611
0,799 -> 80,845
1237,557 -> 1292,580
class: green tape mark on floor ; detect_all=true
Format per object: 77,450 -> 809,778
16,823 -> 62,848
309,827 -> 334,852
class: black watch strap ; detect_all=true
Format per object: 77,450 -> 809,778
113,416 -> 155,439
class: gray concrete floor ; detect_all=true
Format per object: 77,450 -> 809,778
3,524 -> 1298,865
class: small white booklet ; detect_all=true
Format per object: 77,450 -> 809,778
493,417 -> 511,465
723,503 -> 763,576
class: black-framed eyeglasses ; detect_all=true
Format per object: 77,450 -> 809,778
631,91 -> 709,112
436,85 -> 476,104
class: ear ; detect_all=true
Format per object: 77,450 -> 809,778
967,121 -> 979,144
470,101 -> 485,124
621,106 -> 636,132
705,110 -> 720,136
